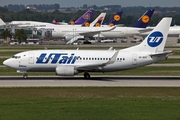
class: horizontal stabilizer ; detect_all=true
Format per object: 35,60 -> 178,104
150,50 -> 173,57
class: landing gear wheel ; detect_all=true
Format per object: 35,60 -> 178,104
84,72 -> 90,79
23,74 -> 28,79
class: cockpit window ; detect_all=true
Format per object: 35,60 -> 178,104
12,56 -> 21,59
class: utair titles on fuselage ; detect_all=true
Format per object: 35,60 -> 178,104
36,53 -> 80,64
3,17 -> 172,79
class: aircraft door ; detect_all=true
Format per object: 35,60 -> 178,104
28,52 -> 34,64
132,54 -> 137,65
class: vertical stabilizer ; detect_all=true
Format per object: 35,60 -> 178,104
106,11 -> 123,26
75,9 -> 94,25
133,9 -> 154,28
124,17 -> 172,53
90,13 -> 106,27
0,18 -> 6,26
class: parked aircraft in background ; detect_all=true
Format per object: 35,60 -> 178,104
35,9 -> 154,44
0,18 -> 6,26
140,25 -> 180,37
104,11 -> 123,27
67,9 -> 94,25
95,9 -> 154,38
3,17 -> 172,79
81,13 -> 106,27
6,9 -> 94,27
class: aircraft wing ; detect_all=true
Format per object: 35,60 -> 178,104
138,28 -> 153,33
78,26 -> 116,36
76,51 -> 119,71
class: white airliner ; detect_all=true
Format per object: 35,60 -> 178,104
140,26 -> 180,37
3,17 -> 172,79
35,9 -> 154,44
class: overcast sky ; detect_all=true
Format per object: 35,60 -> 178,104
1,0 -> 180,7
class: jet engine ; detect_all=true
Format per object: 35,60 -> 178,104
55,65 -> 78,76
64,34 -> 84,41
64,34 -> 75,41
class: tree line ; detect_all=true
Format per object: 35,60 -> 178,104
1,6 -> 180,26
3,4 -> 60,12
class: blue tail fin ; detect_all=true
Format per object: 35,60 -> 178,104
106,11 -> 123,26
133,9 -> 154,28
69,18 -> 76,25
81,20 -> 91,27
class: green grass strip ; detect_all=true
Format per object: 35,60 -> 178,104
0,87 -> 180,120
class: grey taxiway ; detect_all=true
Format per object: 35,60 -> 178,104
0,76 -> 180,87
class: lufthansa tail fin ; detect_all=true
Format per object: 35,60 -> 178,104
106,11 -> 123,26
123,17 -> 172,53
69,18 -> 76,25
133,9 -> 154,28
81,20 -> 91,27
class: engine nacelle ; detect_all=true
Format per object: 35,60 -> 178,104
65,34 -> 84,41
65,34 -> 74,41
55,65 -> 78,76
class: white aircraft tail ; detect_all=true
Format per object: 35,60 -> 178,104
0,18 -> 6,26
90,13 -> 106,27
123,17 -> 172,53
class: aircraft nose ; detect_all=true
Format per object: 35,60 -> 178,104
3,59 -> 13,67
3,59 -> 8,66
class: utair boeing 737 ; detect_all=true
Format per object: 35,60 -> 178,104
3,17 -> 172,79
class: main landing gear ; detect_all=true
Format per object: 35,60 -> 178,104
84,72 -> 90,79
23,73 -> 28,79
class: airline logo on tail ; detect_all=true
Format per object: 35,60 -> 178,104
147,31 -> 163,47
142,15 -> 150,23
98,16 -> 104,21
94,16 -> 104,27
114,15 -> 121,21
83,13 -> 90,20
84,21 -> 90,27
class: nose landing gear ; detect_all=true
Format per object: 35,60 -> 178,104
23,73 -> 28,79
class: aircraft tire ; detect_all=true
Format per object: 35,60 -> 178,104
23,74 -> 28,79
84,72 -> 90,79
